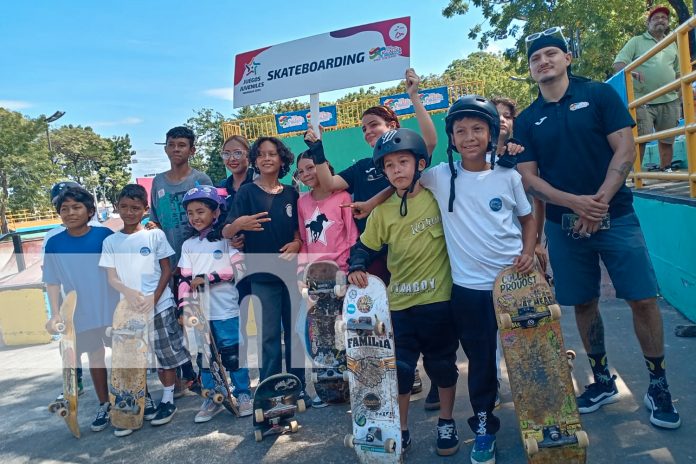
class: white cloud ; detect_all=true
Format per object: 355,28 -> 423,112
0,100 -> 33,110
204,87 -> 235,101
91,117 -> 144,127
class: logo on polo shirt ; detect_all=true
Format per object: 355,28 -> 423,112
534,116 -> 547,126
489,198 -> 502,211
570,101 -> 589,111
139,247 -> 151,256
213,250 -> 223,260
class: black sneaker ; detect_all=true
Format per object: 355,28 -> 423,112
150,402 -> 176,426
644,387 -> 681,429
143,393 -> 158,421
411,369 -> 423,394
577,375 -> 619,413
91,402 -> 110,432
424,384 -> 440,410
401,430 -> 411,452
436,418 -> 459,456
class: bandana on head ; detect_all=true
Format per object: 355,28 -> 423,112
527,36 -> 568,59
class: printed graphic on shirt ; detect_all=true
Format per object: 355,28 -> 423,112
364,166 -> 384,182
153,190 -> 188,230
304,206 -> 335,245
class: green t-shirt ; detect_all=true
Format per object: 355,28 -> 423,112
614,31 -> 679,104
360,188 -> 452,311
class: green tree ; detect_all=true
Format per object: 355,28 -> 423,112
102,135 -> 135,204
186,108 -> 226,184
0,108 -> 58,232
442,0 -> 693,81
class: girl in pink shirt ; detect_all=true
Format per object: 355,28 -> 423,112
296,141 -> 358,274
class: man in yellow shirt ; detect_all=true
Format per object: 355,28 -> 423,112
614,5 -> 680,172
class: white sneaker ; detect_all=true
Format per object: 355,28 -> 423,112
237,393 -> 253,417
194,398 -> 223,423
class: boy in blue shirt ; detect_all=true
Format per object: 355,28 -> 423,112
44,187 -> 120,432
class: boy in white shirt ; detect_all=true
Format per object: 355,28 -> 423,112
100,184 -> 191,434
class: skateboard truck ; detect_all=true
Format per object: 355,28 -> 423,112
498,304 -> 561,330
344,426 -> 396,453
524,425 -> 589,456
344,316 -> 386,335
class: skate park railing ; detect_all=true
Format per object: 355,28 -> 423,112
622,14 -> 696,197
221,80 -> 484,142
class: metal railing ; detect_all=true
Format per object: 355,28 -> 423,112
624,14 -> 696,197
221,80 -> 485,141
6,209 -> 60,228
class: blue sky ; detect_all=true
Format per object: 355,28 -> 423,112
2,1 -> 509,179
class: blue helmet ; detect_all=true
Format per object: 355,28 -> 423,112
182,185 -> 224,210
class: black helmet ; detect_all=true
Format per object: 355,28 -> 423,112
50,181 -> 81,204
445,95 -> 500,154
372,128 -> 430,174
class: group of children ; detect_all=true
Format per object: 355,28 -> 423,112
44,68 -> 533,464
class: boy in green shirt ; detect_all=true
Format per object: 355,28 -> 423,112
348,128 -> 460,456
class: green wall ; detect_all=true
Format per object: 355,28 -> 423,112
280,113 -> 450,182
634,196 -> 696,321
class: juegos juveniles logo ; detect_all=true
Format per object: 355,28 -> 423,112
369,46 -> 403,61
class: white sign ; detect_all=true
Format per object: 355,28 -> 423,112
232,17 -> 411,108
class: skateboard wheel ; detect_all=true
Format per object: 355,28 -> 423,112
289,420 -> 299,433
105,327 -> 112,338
549,304 -> 562,320
186,316 -> 199,328
374,321 -> 386,336
254,429 -> 263,442
383,438 -> 396,453
57,407 -> 68,417
255,408 -> 265,423
296,399 -> 306,413
301,287 -> 309,300
311,373 -> 318,384
525,437 -> 539,456
343,371 -> 350,382
48,403 -> 58,413
334,284 -> 346,297
201,389 -> 211,399
498,313 -> 513,330
575,430 -> 589,448
55,322 -> 66,333
566,349 -> 576,360
212,393 -> 224,404
344,434 -> 355,448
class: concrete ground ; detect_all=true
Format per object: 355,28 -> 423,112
0,293 -> 693,464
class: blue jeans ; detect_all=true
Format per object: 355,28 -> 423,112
201,318 -> 251,398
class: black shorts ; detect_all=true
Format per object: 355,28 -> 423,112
76,326 -> 110,355
392,301 -> 459,390
450,285 -> 497,341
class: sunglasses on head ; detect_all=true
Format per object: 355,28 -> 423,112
525,26 -> 568,55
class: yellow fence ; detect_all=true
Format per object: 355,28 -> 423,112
6,209 -> 60,229
221,80 -> 485,141
624,15 -> 696,197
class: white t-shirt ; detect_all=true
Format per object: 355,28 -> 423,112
99,228 -> 176,315
421,162 -> 532,290
178,237 -> 241,321
42,218 -> 103,257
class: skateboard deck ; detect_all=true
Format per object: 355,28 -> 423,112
47,291 -> 80,438
493,266 -> 588,463
252,373 -> 306,442
107,299 -> 148,431
184,283 -> 239,417
341,275 -> 401,464
301,260 -> 349,404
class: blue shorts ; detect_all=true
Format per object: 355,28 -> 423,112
545,212 -> 659,306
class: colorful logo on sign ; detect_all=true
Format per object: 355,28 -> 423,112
389,22 -> 408,41
245,60 -> 260,76
382,97 -> 412,112
368,45 -> 403,61
278,114 -> 306,129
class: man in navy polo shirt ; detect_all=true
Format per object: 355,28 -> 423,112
515,32 -> 681,430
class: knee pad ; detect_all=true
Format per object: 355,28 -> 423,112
423,357 -> 459,388
396,359 -> 416,395
219,345 -> 239,371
